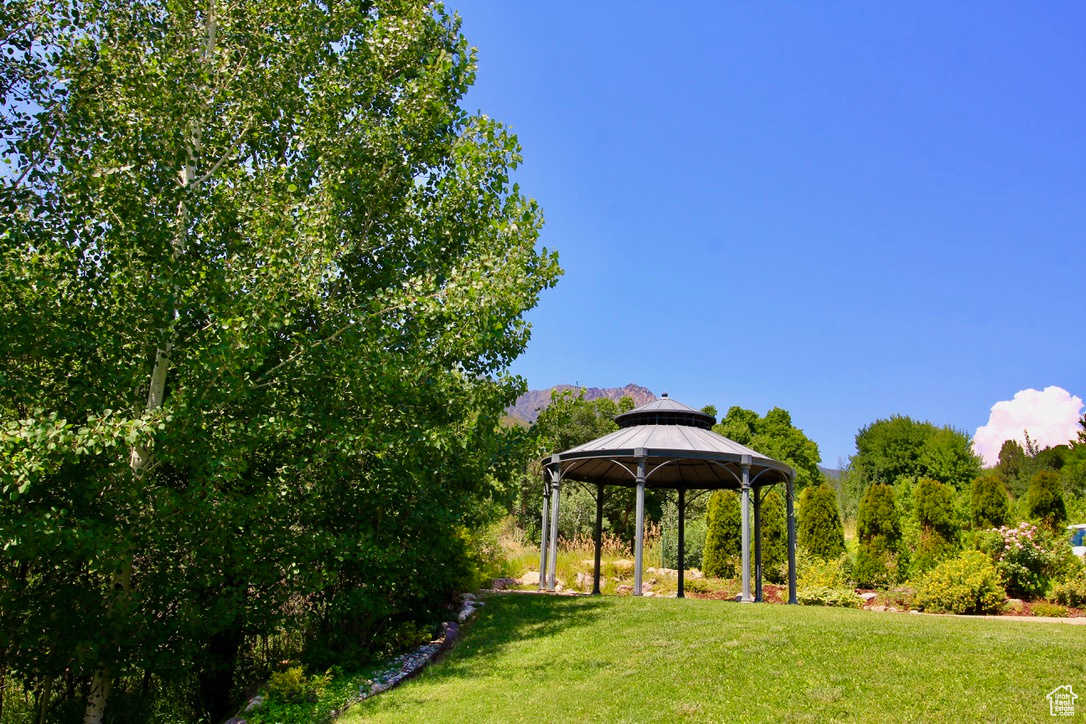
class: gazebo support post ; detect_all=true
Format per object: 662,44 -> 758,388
786,473 -> 798,604
538,476 -> 550,592
633,451 -> 647,596
740,457 -> 753,603
593,482 -> 604,595
547,468 -> 560,592
677,488 -> 686,599
754,486 -> 763,602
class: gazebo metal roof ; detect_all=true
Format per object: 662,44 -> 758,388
537,393 -> 798,604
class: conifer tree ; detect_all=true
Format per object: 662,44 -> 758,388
797,482 -> 845,560
970,473 -> 1010,529
1028,470 -> 1067,532
702,490 -> 741,578
854,484 -> 903,587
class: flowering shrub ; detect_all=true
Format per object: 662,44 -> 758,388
975,523 -> 1052,599
914,551 -> 1005,615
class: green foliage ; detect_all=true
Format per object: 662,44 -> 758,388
1051,575 -> 1086,608
796,587 -> 863,608
662,518 -> 706,571
795,547 -> 853,590
702,490 -> 741,578
1031,602 -> 1069,618
843,416 -> 981,520
759,490 -> 788,584
797,482 -> 845,560
912,478 -> 959,572
713,406 -> 823,490
974,524 -> 1053,599
914,551 -> 1005,615
0,0 -> 561,719
970,473 -> 1010,529
854,484 -> 904,587
266,666 -> 331,705
1027,470 -> 1067,532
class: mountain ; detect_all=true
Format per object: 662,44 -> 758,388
506,383 -> 656,425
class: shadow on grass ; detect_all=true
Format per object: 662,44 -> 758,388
426,593 -> 609,679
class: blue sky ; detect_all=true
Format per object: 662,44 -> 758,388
448,1 -> 1086,466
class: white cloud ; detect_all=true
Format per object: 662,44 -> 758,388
973,386 -> 1084,467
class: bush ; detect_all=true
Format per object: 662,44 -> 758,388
266,666 -> 332,705
1032,601 -> 1069,617
1028,470 -> 1068,532
913,478 -> 959,572
797,587 -> 863,608
971,473 -> 1010,528
914,551 -> 1005,615
795,547 -> 853,589
855,484 -> 904,587
797,482 -> 845,560
975,523 -> 1054,599
703,490 -> 741,578
1051,576 -> 1086,608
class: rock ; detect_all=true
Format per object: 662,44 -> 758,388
688,568 -> 704,580
575,571 -> 593,591
859,592 -> 878,602
244,695 -> 264,712
648,567 -> 677,577
463,593 -> 476,602
644,591 -> 655,597
642,582 -> 654,594
870,605 -> 887,612
888,607 -> 898,613
521,571 -> 540,586
582,560 -> 596,569
909,609 -> 920,614
613,559 -> 634,573
617,584 -> 634,595
1004,598 -> 1025,613
554,583 -> 565,593
457,605 -> 476,623
489,577 -> 519,590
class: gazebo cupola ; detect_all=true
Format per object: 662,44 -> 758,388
538,392 -> 797,603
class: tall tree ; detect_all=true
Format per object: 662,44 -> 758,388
714,406 -> 823,489
1,1 -> 560,720
845,416 -> 981,522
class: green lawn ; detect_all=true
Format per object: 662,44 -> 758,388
341,594 -> 1084,723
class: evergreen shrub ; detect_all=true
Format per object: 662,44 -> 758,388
912,478 -> 959,572
854,483 -> 903,587
914,551 -> 1005,615
759,490 -> 788,584
970,473 -> 1010,529
1028,470 -> 1067,532
702,490 -> 741,578
797,482 -> 845,560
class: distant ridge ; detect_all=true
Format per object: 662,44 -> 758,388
506,383 -> 656,425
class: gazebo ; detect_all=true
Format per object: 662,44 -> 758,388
537,394 -> 798,603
